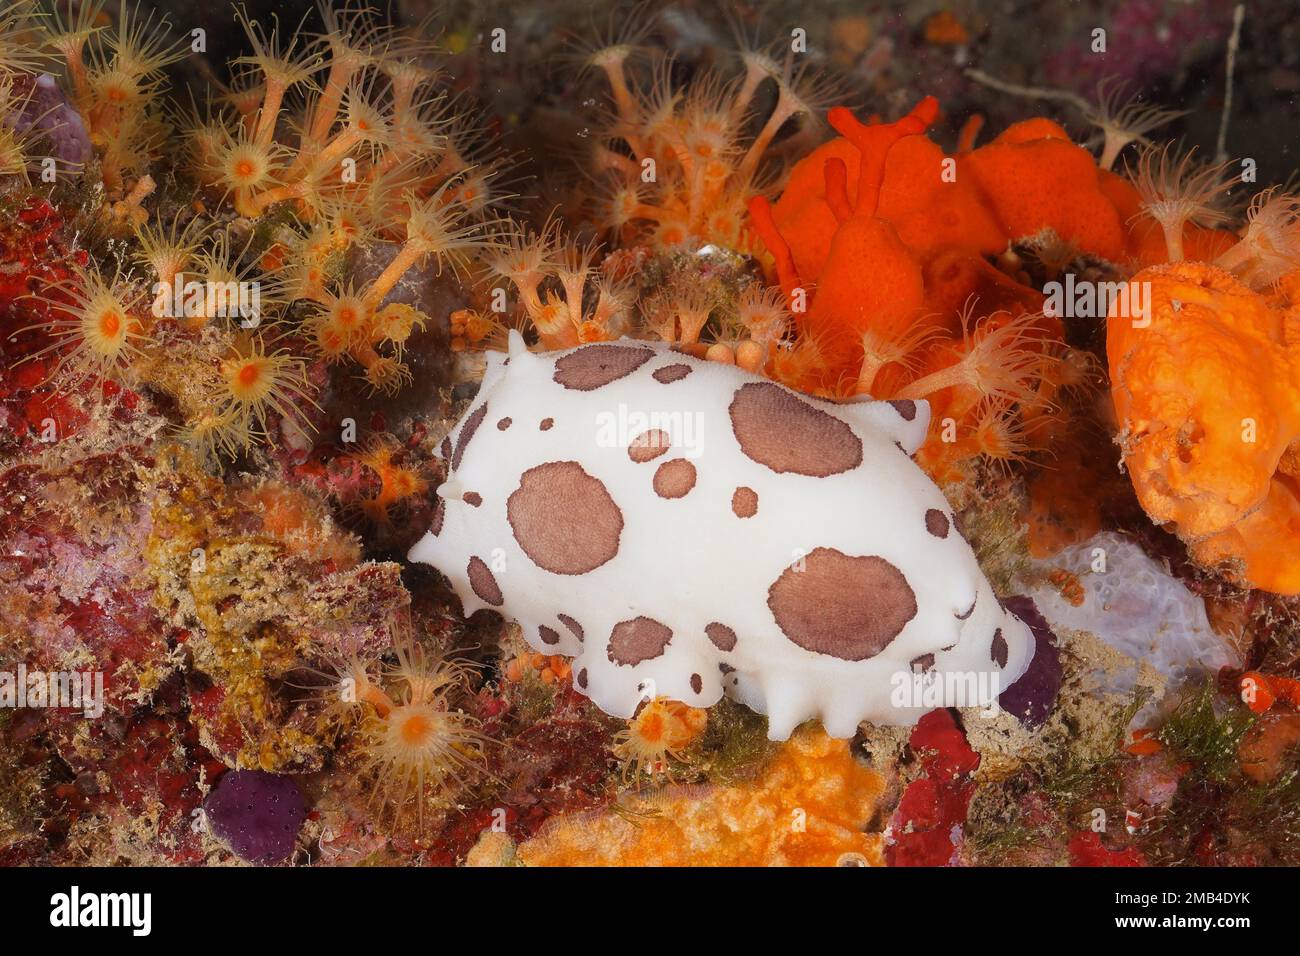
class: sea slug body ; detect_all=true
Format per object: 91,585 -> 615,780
410,332 -> 1034,739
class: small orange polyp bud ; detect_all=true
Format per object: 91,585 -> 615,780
1124,728 -> 1163,756
705,343 -> 735,364
735,339 -> 765,372
1240,673 -> 1277,714
924,11 -> 970,46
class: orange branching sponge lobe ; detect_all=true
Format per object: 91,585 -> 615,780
738,78 -> 1295,505
1108,261 -> 1300,594
744,94 -> 1080,485
798,101 -> 939,363
963,118 -> 1129,263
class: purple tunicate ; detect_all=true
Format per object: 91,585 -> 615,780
204,770 -> 307,866
999,596 -> 1063,729
5,74 -> 92,172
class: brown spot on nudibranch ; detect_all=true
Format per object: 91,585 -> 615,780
467,556 -> 503,607
957,596 -> 976,620
463,492 -> 482,507
889,399 -> 917,421
653,458 -> 697,498
539,625 -> 560,646
991,628 -> 1008,668
729,382 -> 862,477
731,486 -> 758,518
507,461 -> 623,575
553,344 -> 653,390
429,499 -> 445,536
705,622 -> 737,652
690,673 -> 702,694
607,616 -> 672,666
628,429 -> 671,463
767,548 -> 917,661
497,417 -> 512,431
451,404 -> 487,470
577,668 -> 588,689
440,436 -> 452,459
652,363 -> 692,384
558,614 -> 584,642
540,418 -> 554,431
910,653 -> 935,673
925,508 -> 950,538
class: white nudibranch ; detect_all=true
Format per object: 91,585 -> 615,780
409,331 -> 1034,740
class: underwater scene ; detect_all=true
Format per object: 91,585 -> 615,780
0,0 -> 1299,880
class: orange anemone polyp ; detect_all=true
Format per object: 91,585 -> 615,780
616,698 -> 708,779
318,328 -> 345,355
637,710 -> 666,745
236,361 -> 261,388
396,708 -> 435,746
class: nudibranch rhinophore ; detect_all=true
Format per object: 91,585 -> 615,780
409,331 -> 1035,739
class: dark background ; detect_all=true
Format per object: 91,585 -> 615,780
157,0 -> 1298,191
